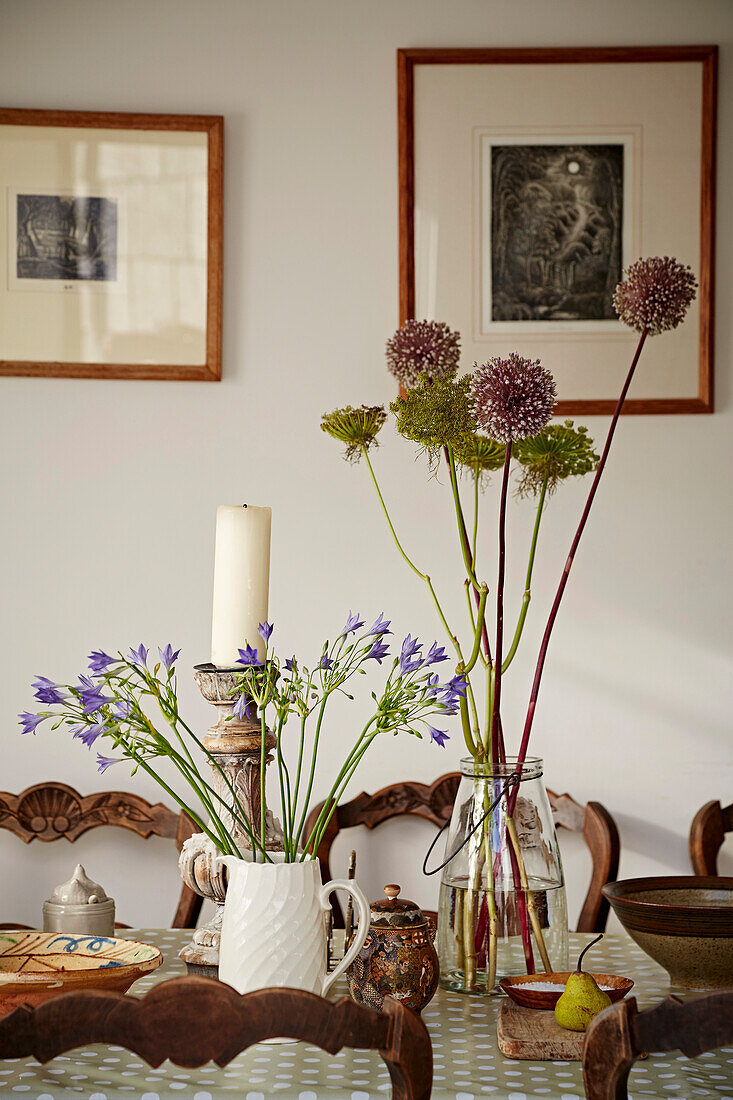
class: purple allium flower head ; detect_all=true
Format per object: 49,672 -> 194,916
32,676 -> 67,705
366,612 -> 392,637
365,638 -> 390,664
613,256 -> 697,335
158,644 -> 181,671
127,644 -> 148,669
74,722 -> 105,749
96,753 -> 120,774
232,692 -> 252,720
257,621 -> 274,644
341,611 -> 365,637
236,644 -> 262,667
318,654 -> 334,671
470,354 -> 556,444
386,319 -> 461,389
19,711 -> 45,736
88,650 -> 116,675
399,634 -> 423,676
428,726 -> 450,748
425,642 -> 449,666
285,656 -> 298,673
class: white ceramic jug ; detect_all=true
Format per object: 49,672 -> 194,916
218,855 -> 370,996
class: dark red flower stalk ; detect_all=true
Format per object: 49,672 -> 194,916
509,257 -> 697,812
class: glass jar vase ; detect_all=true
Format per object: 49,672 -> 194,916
436,756 -> 568,994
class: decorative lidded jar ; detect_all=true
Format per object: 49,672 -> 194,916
347,884 -> 439,1013
42,864 -> 115,937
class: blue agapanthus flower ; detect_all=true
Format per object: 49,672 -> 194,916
425,642 -> 449,666
399,634 -> 423,676
96,754 -> 120,774
428,726 -> 450,748
258,621 -> 274,644
366,638 -> 390,664
76,678 -> 113,715
74,723 -> 105,749
88,651 -> 116,675
18,711 -> 45,736
32,677 -> 67,705
341,611 -> 365,637
318,654 -> 334,671
127,644 -> 149,669
158,644 -> 181,671
284,656 -> 298,673
232,692 -> 252,720
366,613 -> 392,636
237,643 -> 262,667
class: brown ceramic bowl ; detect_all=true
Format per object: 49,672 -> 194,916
499,972 -> 633,1009
603,876 -> 733,989
0,930 -> 162,1018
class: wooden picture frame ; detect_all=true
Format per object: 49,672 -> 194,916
398,47 -> 717,414
0,108 -> 223,381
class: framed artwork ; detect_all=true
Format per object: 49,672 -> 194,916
398,47 -> 717,414
0,108 -> 223,381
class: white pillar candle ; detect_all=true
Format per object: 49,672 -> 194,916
211,504 -> 272,667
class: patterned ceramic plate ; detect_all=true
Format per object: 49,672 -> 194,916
0,930 -> 162,1017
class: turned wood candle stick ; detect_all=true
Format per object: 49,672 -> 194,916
178,663 -> 283,978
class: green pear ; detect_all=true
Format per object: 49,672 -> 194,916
554,933 -> 612,1032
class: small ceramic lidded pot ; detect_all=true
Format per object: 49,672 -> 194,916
43,864 -> 115,937
347,884 -> 439,1013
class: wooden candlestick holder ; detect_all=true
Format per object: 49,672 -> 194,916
178,663 -> 283,978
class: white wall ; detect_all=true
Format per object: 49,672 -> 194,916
1,0 -> 731,931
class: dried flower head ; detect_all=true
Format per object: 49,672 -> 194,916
453,434 -> 506,481
514,420 -> 599,497
386,319 -> 461,389
613,256 -> 697,335
469,354 -> 556,445
390,374 -> 476,464
320,404 -> 387,462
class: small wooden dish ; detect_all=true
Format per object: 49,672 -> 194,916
499,971 -> 634,1010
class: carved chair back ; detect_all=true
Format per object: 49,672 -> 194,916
689,799 -> 733,875
582,992 -> 733,1099
0,782 -> 201,928
306,773 -> 619,933
0,977 -> 432,1100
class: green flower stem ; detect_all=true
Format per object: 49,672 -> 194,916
472,461 -> 480,564
460,693 -> 479,758
128,747 -> 231,855
274,715 -> 292,859
158,708 -> 267,857
304,729 -> 378,858
462,585 -> 489,676
501,471 -> 549,675
362,447 -> 460,657
490,443 -> 512,764
292,693 -> 330,854
259,708 -> 270,861
446,446 -> 482,592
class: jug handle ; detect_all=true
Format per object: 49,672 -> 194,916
320,878 -> 370,997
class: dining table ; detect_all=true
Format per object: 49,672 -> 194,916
1,928 -> 731,1099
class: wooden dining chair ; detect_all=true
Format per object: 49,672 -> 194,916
0,977 -> 432,1100
582,991 -> 733,1099
306,772 -> 620,933
0,781 -> 202,928
689,799 -> 733,875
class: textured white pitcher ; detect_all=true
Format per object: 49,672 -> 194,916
218,855 -> 370,996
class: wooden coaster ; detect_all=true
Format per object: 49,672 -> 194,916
497,999 -> 584,1060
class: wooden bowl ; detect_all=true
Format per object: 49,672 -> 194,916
499,972 -> 634,1009
603,876 -> 733,989
0,930 -> 162,1018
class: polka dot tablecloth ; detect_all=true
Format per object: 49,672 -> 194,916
1,930 -> 732,1099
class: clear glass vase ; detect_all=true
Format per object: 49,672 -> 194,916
436,756 -> 569,994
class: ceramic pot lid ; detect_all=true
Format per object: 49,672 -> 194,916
47,864 -> 112,906
369,884 -> 427,928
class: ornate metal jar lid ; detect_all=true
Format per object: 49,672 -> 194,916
369,884 -> 428,928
